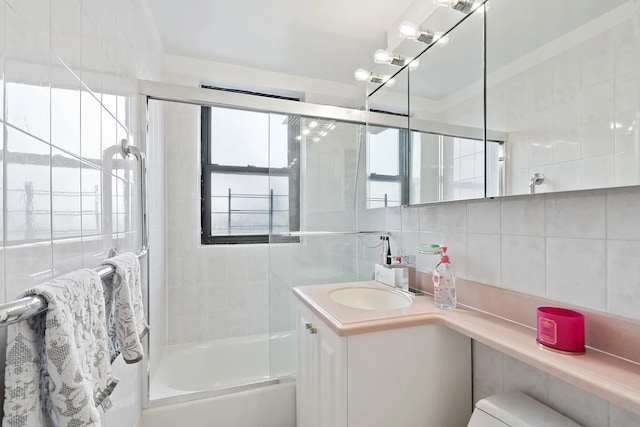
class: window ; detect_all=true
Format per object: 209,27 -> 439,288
366,126 -> 409,208
201,93 -> 300,244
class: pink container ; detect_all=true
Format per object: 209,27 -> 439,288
537,306 -> 585,354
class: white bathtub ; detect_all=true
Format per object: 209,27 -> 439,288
143,332 -> 296,427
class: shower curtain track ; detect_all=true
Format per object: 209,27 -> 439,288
0,139 -> 149,327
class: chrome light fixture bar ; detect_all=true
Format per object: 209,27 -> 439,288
373,49 -> 419,70
398,21 -> 450,46
434,0 -> 481,14
354,69 -> 396,86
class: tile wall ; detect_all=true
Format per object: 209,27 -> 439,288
0,0 -> 165,425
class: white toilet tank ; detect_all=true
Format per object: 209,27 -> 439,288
467,392 -> 582,427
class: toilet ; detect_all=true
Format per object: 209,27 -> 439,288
467,391 -> 582,427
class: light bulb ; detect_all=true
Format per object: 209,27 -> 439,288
295,135 -> 302,141
408,58 -> 420,70
302,128 -> 311,135
354,68 -> 371,82
309,120 -> 319,128
374,49 -> 392,64
399,21 -> 419,39
313,137 -> 320,142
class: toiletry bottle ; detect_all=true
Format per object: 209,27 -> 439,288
379,236 -> 387,265
433,246 -> 456,310
385,237 -> 392,265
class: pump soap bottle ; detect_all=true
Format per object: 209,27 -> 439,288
433,246 -> 456,310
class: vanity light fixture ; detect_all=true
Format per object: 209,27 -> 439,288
434,0 -> 482,14
399,21 -> 451,46
373,49 -> 419,70
354,68 -> 396,86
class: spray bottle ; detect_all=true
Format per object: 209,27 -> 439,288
433,246 -> 456,310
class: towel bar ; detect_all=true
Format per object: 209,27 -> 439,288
0,139 -> 149,327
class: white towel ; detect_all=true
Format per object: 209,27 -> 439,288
3,269 -> 118,427
101,253 -> 148,364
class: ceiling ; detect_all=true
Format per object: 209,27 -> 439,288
148,0 -> 419,84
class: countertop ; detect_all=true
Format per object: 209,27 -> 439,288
293,280 -> 640,415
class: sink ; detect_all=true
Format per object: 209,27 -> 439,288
329,287 -> 412,310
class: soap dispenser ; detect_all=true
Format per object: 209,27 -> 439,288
433,246 -> 456,310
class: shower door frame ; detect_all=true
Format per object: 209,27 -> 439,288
138,80 -> 505,408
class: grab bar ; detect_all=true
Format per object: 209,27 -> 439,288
0,140 -> 149,327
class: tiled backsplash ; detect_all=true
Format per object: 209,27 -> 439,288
0,0 -> 165,425
395,186 -> 640,321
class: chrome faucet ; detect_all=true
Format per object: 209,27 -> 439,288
529,173 -> 545,194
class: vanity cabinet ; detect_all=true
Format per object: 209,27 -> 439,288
296,301 -> 472,427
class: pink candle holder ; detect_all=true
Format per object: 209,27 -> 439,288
536,306 -> 585,354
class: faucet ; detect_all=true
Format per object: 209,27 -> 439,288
529,173 -> 545,194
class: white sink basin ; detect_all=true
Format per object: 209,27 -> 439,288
329,287 -> 412,310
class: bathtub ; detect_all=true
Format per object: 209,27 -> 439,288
142,332 -> 296,427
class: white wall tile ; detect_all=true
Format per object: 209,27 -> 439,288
467,199 -> 501,234
439,202 -> 467,233
472,342 -> 503,404
502,356 -> 549,403
467,234 -> 501,286
501,195 -> 546,236
606,240 -> 640,320
440,232 -> 467,278
607,187 -> 640,240
581,154 -> 615,189
501,235 -> 546,296
545,191 -> 606,239
608,404 -> 640,427
546,237 -> 606,311
419,206 -> 440,232
546,375 -> 609,427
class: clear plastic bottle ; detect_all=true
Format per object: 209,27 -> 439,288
433,246 -> 456,310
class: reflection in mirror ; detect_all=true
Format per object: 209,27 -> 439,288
365,2 -> 503,207
486,0 -> 640,195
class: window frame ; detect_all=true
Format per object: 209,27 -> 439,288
200,93 -> 301,245
367,128 -> 410,207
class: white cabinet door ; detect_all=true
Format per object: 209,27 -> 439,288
296,303 -> 347,427
315,318 -> 347,427
296,304 -> 318,427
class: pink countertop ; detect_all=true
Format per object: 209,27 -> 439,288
293,280 -> 640,415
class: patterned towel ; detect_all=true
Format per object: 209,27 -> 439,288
102,253 -> 148,364
3,269 -> 118,427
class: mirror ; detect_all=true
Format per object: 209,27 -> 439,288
365,0 -> 640,207
486,0 -> 639,195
